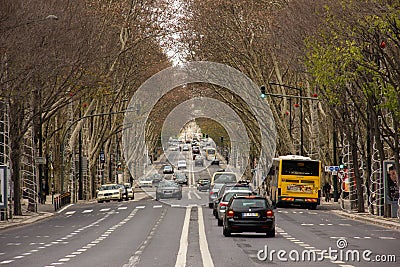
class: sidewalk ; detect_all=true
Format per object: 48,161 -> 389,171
0,195 -> 56,230
320,199 -> 400,231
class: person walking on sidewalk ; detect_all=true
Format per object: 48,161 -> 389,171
323,182 -> 331,202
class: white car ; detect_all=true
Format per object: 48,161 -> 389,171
177,160 -> 187,170
124,183 -> 134,199
138,177 -> 153,187
97,184 -> 122,203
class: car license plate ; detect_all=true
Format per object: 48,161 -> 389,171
242,212 -> 258,217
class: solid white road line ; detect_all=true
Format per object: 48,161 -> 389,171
188,191 -> 192,200
198,207 -> 214,267
175,206 -> 191,267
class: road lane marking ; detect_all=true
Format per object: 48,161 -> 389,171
188,191 -> 192,200
118,207 -> 128,210
198,207 -> 214,267
193,192 -> 202,200
379,236 -> 395,240
136,206 -> 145,209
153,205 -> 162,208
175,206 -> 192,267
82,209 -> 93,213
100,208 -> 110,212
65,211 -> 76,215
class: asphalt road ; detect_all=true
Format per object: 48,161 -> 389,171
0,148 -> 399,267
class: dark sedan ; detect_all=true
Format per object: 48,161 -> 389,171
197,179 -> 210,191
174,172 -> 188,185
223,195 -> 275,237
156,180 -> 182,200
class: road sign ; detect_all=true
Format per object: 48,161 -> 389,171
325,166 -> 339,172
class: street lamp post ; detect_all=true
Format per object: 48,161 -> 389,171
268,82 -> 305,156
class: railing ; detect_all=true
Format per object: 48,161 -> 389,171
54,192 -> 71,211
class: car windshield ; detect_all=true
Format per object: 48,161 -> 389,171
100,185 -> 117,190
214,173 -> 236,183
231,199 -> 267,209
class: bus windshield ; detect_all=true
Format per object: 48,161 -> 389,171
281,160 -> 319,176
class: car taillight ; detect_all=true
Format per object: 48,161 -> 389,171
266,210 -> 274,218
219,202 -> 227,207
227,210 -> 234,218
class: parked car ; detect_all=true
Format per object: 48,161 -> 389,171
216,190 -> 255,226
197,179 -> 210,191
163,165 -> 174,174
156,180 -> 182,200
124,183 -> 134,200
177,160 -> 187,170
223,195 -> 275,237
117,184 -> 128,200
208,183 -> 224,208
96,184 -> 122,203
174,172 -> 188,185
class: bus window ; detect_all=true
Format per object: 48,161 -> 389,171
281,160 -> 319,176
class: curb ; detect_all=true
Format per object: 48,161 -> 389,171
0,212 -> 54,231
331,210 -> 400,231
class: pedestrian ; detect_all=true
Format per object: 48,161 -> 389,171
323,182 -> 331,202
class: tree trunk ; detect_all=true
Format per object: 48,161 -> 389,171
10,139 -> 22,216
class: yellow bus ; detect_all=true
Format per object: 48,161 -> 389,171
266,155 -> 321,209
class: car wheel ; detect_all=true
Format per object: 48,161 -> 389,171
178,194 -> 182,200
223,226 -> 231,237
132,193 -> 135,200
266,228 -> 275,237
97,200 -> 103,203
209,203 -> 213,209
217,219 -> 223,226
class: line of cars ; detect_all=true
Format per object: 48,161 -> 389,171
208,170 -> 276,237
96,183 -> 134,203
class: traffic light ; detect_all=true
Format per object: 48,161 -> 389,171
220,136 -> 224,143
260,86 -> 266,99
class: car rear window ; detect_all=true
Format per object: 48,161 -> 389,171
223,191 -> 252,202
231,198 -> 267,209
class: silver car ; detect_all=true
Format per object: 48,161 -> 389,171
216,190 -> 254,226
208,183 -> 224,208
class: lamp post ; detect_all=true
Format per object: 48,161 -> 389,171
268,82 -> 305,156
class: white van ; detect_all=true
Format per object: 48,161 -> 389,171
177,160 -> 187,170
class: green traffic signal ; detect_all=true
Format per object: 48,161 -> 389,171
260,85 -> 266,99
